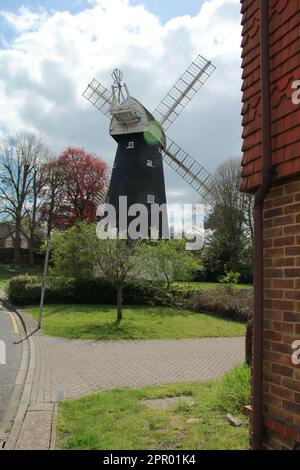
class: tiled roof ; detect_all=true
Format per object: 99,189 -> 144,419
0,222 -> 15,239
240,0 -> 300,192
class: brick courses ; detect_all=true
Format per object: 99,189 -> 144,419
260,177 -> 300,449
241,0 -> 300,449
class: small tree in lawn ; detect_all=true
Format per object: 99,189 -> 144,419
50,222 -> 139,323
95,238 -> 138,323
50,221 -> 96,279
137,239 -> 200,289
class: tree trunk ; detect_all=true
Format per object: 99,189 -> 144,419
28,213 -> 36,266
14,217 -> 21,265
116,286 -> 123,323
29,170 -> 38,266
29,235 -> 35,266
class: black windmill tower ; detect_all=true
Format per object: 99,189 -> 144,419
83,55 -> 216,237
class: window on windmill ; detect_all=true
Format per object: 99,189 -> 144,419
147,194 -> 155,204
126,141 -> 134,149
146,160 -> 154,167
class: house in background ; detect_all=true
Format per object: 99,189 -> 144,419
0,222 -> 29,250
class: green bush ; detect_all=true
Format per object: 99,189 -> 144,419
212,363 -> 251,414
7,275 -> 41,304
220,270 -> 241,285
8,275 -> 252,324
7,275 -> 170,306
181,286 -> 253,322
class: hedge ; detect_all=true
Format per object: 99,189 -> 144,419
8,275 -> 253,323
7,275 -> 171,307
0,248 -> 44,265
182,286 -> 253,323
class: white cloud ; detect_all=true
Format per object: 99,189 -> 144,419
0,0 -> 242,204
0,6 -> 48,32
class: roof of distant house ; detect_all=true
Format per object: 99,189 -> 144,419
0,222 -> 15,240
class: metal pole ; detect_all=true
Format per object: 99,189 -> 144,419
37,237 -> 51,329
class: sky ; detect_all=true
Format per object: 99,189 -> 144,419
0,0 -> 242,205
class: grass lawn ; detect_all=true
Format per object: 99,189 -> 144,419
0,264 -> 41,290
57,364 -> 250,450
172,281 -> 252,291
26,304 -> 246,340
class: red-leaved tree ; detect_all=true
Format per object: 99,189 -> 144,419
41,147 -> 108,231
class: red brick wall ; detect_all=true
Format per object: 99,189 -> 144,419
241,0 -> 300,450
262,176 -> 300,449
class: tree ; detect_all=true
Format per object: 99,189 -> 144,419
137,239 -> 200,289
50,222 -> 96,279
50,222 -> 139,323
202,157 -> 253,282
25,160 -> 49,265
0,133 -> 50,264
39,156 -> 65,238
43,147 -> 108,230
94,238 -> 138,323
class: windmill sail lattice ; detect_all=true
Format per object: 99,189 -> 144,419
94,179 -> 110,216
83,79 -> 113,116
163,138 -> 214,202
152,55 -> 216,131
94,181 -> 109,206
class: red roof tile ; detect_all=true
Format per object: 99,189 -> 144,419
240,0 -> 300,192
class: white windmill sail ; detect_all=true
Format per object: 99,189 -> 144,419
94,180 -> 110,206
83,80 -> 113,209
152,55 -> 216,131
83,79 -> 113,116
95,180 -> 110,216
163,138 -> 215,203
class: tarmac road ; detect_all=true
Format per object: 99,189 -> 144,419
0,306 -> 22,433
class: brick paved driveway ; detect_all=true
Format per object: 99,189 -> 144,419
32,336 -> 244,403
12,334 -> 244,449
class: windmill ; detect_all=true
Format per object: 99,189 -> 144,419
83,54 -> 216,236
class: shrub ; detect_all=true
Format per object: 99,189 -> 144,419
7,275 -> 170,306
137,240 -> 200,287
8,275 -> 41,304
181,286 -> 253,322
212,363 -> 251,414
220,271 -> 241,285
8,275 -> 252,325
0,248 -> 43,265
49,223 -> 96,279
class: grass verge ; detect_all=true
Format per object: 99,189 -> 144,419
26,304 -> 246,340
57,363 -> 250,450
172,282 -> 252,291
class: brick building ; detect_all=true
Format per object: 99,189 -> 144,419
240,0 -> 300,449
